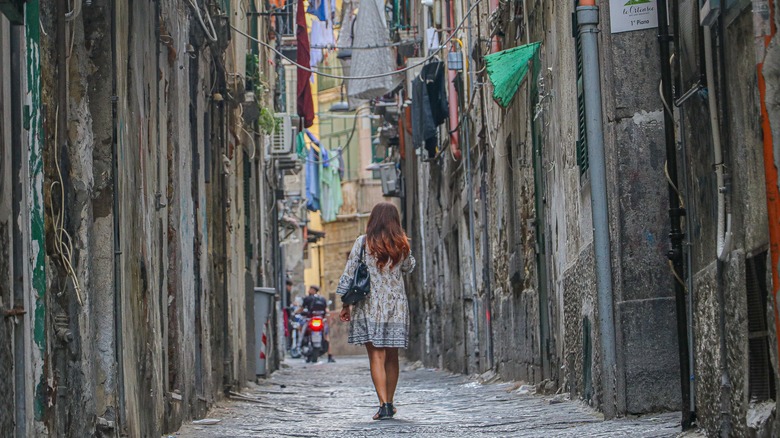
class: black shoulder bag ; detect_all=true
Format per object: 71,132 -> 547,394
341,241 -> 371,305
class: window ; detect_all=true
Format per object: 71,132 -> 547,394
275,0 -> 296,38
572,4 -> 589,176
746,251 -> 776,401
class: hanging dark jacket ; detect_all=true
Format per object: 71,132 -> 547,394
421,61 -> 448,127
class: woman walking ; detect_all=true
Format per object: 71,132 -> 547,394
338,202 -> 415,420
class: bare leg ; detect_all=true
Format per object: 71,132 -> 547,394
366,343 -> 388,418
385,348 -> 399,404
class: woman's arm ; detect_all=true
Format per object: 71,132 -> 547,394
400,251 -> 416,273
336,236 -> 363,296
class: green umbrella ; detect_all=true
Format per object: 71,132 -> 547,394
484,42 -> 541,108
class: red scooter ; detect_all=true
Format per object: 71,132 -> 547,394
301,310 -> 328,363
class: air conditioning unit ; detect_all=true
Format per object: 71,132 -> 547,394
270,113 -> 296,155
379,162 -> 403,197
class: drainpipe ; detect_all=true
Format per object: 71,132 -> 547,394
489,0 -> 499,52
576,0 -> 617,419
671,0 -> 697,417
110,0 -> 126,431
446,0 -> 461,160
703,26 -> 732,262
656,0 -> 694,429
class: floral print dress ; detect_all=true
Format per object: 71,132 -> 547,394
337,235 -> 415,348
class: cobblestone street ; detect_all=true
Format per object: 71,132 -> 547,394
176,356 -> 684,437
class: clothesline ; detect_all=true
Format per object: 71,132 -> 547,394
230,0 -> 484,80
309,38 -> 423,50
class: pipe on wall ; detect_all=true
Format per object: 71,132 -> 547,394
576,0 -> 617,419
447,0 -> 461,160
656,0 -> 694,429
110,0 -> 126,430
702,26 -> 733,261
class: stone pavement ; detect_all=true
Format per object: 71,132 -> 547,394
175,356 -> 685,437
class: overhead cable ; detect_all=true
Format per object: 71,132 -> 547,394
309,38 -> 423,50
303,107 -> 369,164
231,0 -> 484,80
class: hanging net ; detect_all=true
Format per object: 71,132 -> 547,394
484,42 -> 541,108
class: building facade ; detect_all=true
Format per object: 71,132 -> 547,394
400,0 -> 780,435
0,1 -> 281,436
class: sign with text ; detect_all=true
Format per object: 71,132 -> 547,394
609,0 -> 659,33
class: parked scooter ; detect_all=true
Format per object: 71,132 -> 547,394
289,317 -> 302,359
300,310 -> 328,363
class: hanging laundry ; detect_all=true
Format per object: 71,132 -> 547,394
337,151 -> 345,180
307,0 -> 328,22
296,131 -> 307,160
296,0 -> 315,128
337,0 -> 355,51
320,148 -> 344,222
426,27 -> 440,52
348,0 -> 400,99
306,145 -> 321,212
309,18 -> 335,67
411,60 -> 448,158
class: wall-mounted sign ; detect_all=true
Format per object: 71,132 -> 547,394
610,0 -> 659,33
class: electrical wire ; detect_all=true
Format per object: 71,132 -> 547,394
302,107 -> 370,164
49,106 -> 84,306
188,0 -> 219,42
65,0 -> 82,21
309,38 -> 423,50
231,0 -> 485,80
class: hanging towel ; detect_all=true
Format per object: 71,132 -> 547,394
320,149 -> 344,222
296,0 -> 315,128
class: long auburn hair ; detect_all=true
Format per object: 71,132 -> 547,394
365,202 -> 410,271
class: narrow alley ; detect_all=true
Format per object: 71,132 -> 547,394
5,0 -> 780,436
176,357 -> 681,437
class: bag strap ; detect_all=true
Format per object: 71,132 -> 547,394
358,237 -> 366,262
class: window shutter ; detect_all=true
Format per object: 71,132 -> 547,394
573,7 -> 589,176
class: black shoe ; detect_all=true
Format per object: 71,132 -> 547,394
328,355 -> 336,363
373,403 -> 392,420
387,402 -> 396,417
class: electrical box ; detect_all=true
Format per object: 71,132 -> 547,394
379,163 -> 403,197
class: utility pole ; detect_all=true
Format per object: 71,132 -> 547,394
576,0 -> 617,419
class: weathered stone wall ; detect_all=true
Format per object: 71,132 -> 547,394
406,0 -> 681,418
0,1 -> 278,436
0,16 -> 15,433
682,7 -> 774,436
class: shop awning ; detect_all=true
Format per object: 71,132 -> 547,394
484,42 -> 541,108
